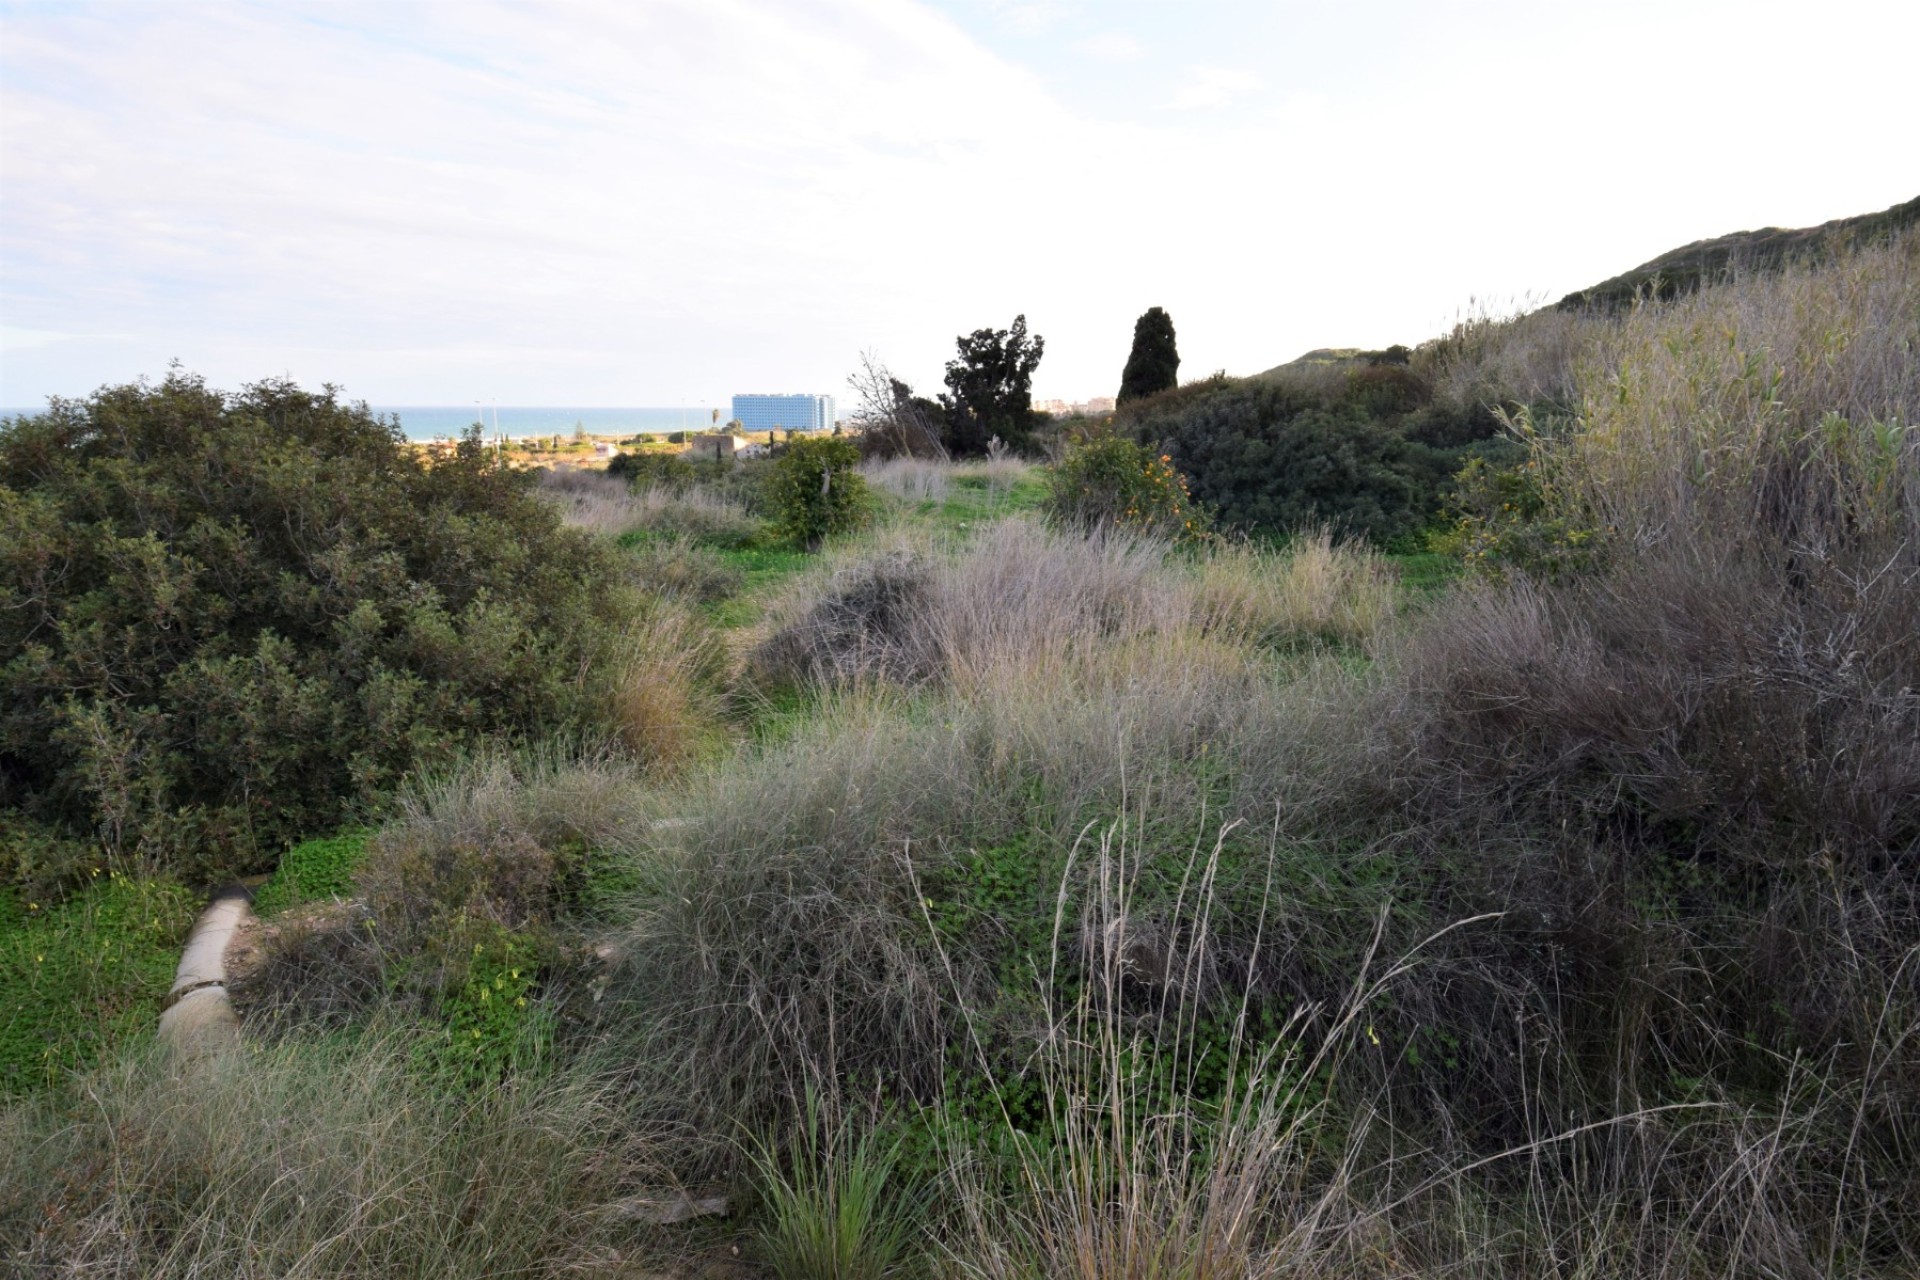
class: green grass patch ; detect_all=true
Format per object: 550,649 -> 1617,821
252,829 -> 372,917
917,471 -> 1047,537
1387,549 -> 1463,596
0,872 -> 198,1095
705,542 -> 815,629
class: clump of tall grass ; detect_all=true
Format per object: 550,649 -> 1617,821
540,468 -> 762,544
1193,529 -> 1397,650
600,600 -> 726,769
623,532 -> 746,603
1547,231 -> 1919,556
0,1031 -> 636,1278
861,455 -> 951,503
747,518 -> 1393,693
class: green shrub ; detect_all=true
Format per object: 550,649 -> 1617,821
0,372 -> 635,883
1123,378 -> 1431,542
765,435 -> 871,549
1044,434 -> 1208,543
420,927 -> 550,1085
0,871 -> 196,1095
605,449 -> 693,489
1437,451 -> 1610,580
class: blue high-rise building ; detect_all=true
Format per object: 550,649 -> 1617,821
731,393 -> 836,433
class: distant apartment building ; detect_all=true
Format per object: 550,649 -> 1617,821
731,393 -> 836,433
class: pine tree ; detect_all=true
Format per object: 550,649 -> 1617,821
1118,307 -> 1179,405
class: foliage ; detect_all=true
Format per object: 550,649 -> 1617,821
1044,434 -> 1208,543
1118,305 -> 1180,404
0,372 -> 634,883
252,829 -> 371,917
1125,380 -> 1428,541
605,448 -> 694,489
1436,451 -> 1610,580
420,928 -> 550,1085
0,870 -> 195,1095
1,812 -> 100,904
766,434 -> 872,549
939,313 -> 1045,457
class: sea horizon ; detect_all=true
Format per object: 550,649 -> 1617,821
4,403 -> 724,442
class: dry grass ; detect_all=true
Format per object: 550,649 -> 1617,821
602,601 -> 726,770
747,517 -> 1394,694
861,456 -> 951,503
539,468 -> 761,544
1193,529 -> 1398,651
0,1031 -> 638,1278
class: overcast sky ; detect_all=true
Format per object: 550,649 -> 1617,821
3,0 -> 1915,409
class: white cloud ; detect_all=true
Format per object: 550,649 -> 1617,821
2,0 -> 1917,407
1075,31 -> 1145,63
1166,66 -> 1263,111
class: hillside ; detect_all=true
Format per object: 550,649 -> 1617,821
1556,192 -> 1920,310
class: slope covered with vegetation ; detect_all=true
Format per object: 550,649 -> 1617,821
3,225 -> 1916,1278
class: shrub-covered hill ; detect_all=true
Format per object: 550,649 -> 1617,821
1556,192 -> 1920,310
0,372 -> 634,887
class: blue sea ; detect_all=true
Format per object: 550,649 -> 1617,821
1,404 -> 722,441
374,406 -> 720,441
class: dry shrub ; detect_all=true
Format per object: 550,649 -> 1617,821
1548,231 -> 1920,554
538,468 -> 762,545
747,548 -> 939,688
748,519 -> 1191,692
539,467 -> 648,536
352,746 -> 649,985
1421,300 -> 1591,414
621,481 -> 763,545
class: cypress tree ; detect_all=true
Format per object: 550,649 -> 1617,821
1118,306 -> 1179,404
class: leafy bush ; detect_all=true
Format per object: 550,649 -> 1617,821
1123,379 -> 1430,541
605,449 -> 693,489
1436,450 -> 1611,580
765,435 -> 871,548
1045,434 -> 1208,544
0,372 -> 637,883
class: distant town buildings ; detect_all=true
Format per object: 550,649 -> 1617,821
1036,397 -> 1117,416
731,393 -> 836,433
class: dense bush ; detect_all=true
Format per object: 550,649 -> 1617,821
1044,434 -> 1207,543
766,435 -> 871,548
1124,380 -> 1425,541
0,372 -> 635,884
1119,354 -> 1521,543
603,448 -> 693,489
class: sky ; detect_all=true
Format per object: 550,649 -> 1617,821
2,0 -> 1916,410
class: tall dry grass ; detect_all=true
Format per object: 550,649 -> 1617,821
0,1032 -> 638,1278
539,468 -> 761,544
860,456 -> 951,503
747,517 -> 1395,694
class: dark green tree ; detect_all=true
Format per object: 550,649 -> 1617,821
1117,306 -> 1179,404
938,314 -> 1044,456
